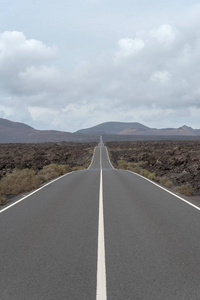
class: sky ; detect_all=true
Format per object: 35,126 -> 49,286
0,0 -> 200,132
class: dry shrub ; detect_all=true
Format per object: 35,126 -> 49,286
72,166 -> 85,171
83,161 -> 91,169
176,184 -> 194,196
127,165 -> 141,174
146,172 -> 157,181
117,160 -> 129,169
137,169 -> 157,181
159,176 -> 173,188
36,164 -> 70,184
0,194 -> 6,206
0,169 -> 37,195
0,164 -> 71,202
118,161 -> 158,182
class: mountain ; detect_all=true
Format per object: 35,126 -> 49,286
0,118 -> 200,143
118,125 -> 200,136
0,118 -> 78,143
77,122 -> 149,135
77,122 -> 200,136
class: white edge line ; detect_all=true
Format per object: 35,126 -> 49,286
1,144 -> 97,214
100,145 -> 102,169
105,147 -> 114,169
104,146 -> 199,212
0,171 -> 75,214
88,146 -> 97,169
126,170 -> 200,211
96,146 -> 107,300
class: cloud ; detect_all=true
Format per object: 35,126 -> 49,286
0,31 -> 58,92
152,24 -> 177,45
1,6 -> 200,132
18,66 -> 63,95
150,71 -> 171,84
115,37 -> 145,61
0,31 -> 57,70
0,104 -> 14,118
112,21 -> 200,109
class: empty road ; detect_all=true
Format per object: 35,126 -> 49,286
0,141 -> 200,299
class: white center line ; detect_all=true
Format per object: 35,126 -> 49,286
96,146 -> 107,300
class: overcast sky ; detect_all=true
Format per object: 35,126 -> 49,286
0,0 -> 200,132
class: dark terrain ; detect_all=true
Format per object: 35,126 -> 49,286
0,141 -> 200,205
106,141 -> 200,196
0,142 -> 95,180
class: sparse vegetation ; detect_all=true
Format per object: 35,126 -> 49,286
116,159 -> 173,189
0,194 -> 6,206
176,184 -> 194,196
0,161 -> 92,206
107,141 -> 199,197
36,164 -> 70,184
0,169 -> 38,195
0,142 -> 95,206
0,165 -> 68,205
159,176 -> 173,188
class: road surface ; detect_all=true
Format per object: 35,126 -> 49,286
0,142 -> 200,299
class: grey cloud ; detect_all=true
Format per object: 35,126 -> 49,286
1,6 -> 200,131
0,31 -> 58,91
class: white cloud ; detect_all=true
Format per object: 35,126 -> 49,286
28,106 -> 58,120
0,104 -> 14,117
0,31 -> 58,93
152,24 -> 177,45
18,66 -> 63,95
115,37 -> 145,61
0,31 -> 57,70
1,5 -> 200,132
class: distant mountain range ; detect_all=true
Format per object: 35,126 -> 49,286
77,121 -> 200,136
77,122 -> 149,135
0,118 -> 78,143
0,118 -> 200,143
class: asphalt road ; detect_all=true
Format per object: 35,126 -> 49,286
0,143 -> 200,299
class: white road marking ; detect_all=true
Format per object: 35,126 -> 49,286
96,146 -> 107,300
0,171 -> 74,214
88,146 -> 97,169
127,170 -> 200,211
100,145 -> 102,169
105,147 -> 115,169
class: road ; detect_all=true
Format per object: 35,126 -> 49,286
0,142 -> 200,299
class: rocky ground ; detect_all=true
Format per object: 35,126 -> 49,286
0,142 -> 95,179
106,141 -> 200,196
1,141 -> 200,204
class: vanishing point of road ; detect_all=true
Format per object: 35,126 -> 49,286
0,139 -> 200,299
